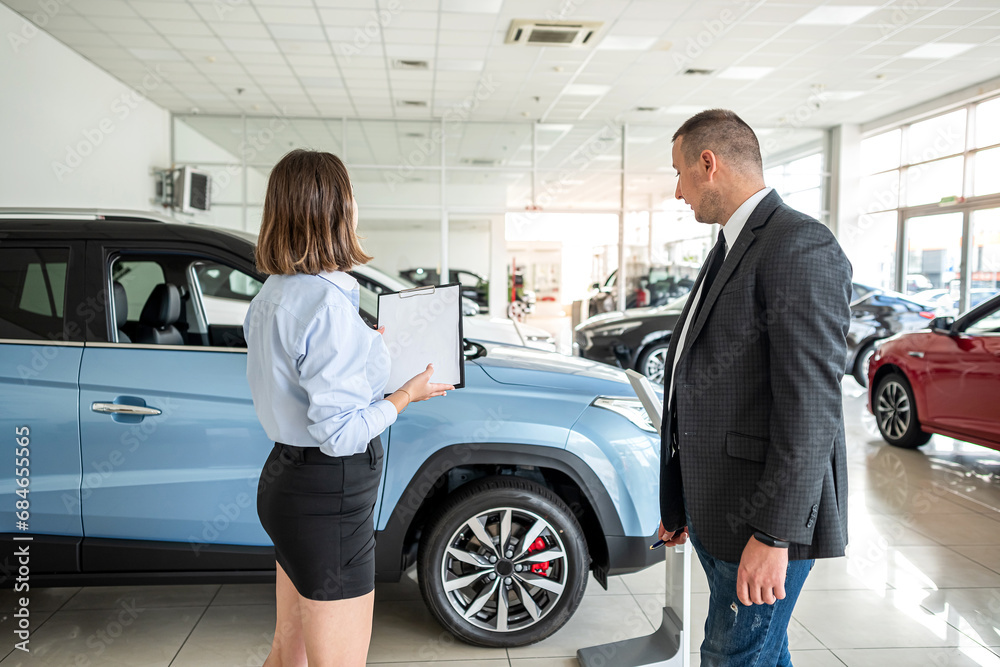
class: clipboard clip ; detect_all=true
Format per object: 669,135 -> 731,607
398,285 -> 437,298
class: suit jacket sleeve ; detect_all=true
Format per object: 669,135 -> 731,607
755,218 -> 852,544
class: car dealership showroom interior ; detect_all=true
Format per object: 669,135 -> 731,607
3,0 -> 1000,665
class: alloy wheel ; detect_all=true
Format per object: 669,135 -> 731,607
440,507 -> 567,633
643,348 -> 668,385
876,379 -> 911,440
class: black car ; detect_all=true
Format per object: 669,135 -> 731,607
575,294 -> 689,385
587,268 -> 694,317
401,267 -> 489,312
847,283 -> 938,387
575,282 -> 937,388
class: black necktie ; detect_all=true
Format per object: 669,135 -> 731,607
693,234 -> 727,321
664,233 -> 727,444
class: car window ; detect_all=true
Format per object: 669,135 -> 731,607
113,260 -> 165,318
456,271 -> 482,287
0,247 -> 70,340
191,261 -> 262,326
964,303 -> 1000,335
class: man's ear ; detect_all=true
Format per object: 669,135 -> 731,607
700,149 -> 720,181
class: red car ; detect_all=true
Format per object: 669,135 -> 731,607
868,293 -> 1000,450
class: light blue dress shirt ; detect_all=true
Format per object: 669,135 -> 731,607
244,270 -> 397,457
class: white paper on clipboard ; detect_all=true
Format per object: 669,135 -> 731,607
377,283 -> 465,393
625,369 -> 663,435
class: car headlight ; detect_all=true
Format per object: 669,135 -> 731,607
592,396 -> 657,433
592,321 -> 642,337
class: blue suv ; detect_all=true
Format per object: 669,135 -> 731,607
0,209 -> 662,647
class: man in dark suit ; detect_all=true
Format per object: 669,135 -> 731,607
657,109 -> 852,666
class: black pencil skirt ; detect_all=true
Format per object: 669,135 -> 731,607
256,436 -> 384,601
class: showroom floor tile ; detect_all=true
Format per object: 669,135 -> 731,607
3,391 -> 1000,666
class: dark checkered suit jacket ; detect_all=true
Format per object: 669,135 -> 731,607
659,190 -> 852,563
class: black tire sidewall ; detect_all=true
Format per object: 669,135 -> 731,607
854,343 -> 876,386
418,478 -> 589,648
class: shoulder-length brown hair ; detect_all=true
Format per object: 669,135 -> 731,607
255,149 -> 372,275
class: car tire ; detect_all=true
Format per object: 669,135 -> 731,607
873,372 -> 932,449
417,477 -> 589,648
853,342 -> 877,387
637,341 -> 670,386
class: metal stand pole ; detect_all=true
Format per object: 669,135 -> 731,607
577,542 -> 691,666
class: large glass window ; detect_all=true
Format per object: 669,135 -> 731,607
852,211 -> 898,292
971,208 -> 1000,308
904,212 -> 963,296
857,94 -> 1000,302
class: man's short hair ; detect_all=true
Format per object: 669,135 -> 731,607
672,109 -> 763,176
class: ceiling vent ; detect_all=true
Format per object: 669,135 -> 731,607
393,59 -> 429,70
461,158 -> 501,167
683,68 -> 715,76
397,100 -> 428,108
505,19 -> 603,47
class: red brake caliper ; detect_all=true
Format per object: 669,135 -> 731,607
526,536 -> 551,576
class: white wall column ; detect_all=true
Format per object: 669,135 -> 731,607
489,215 -> 507,316
829,123 -> 861,249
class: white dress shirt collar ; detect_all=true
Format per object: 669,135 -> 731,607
721,187 -> 772,256
316,269 -> 359,291
316,270 -> 360,309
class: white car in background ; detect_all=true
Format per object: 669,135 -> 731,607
352,265 -> 557,353
196,260 -> 557,353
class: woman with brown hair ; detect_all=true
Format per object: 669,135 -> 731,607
243,149 -> 454,666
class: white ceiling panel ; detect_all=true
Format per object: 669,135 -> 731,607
2,0 -> 996,136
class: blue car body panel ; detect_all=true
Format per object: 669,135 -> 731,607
78,346 -> 274,546
566,407 -> 660,537
0,344 -> 84,538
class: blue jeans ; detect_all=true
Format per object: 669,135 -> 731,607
688,520 -> 813,667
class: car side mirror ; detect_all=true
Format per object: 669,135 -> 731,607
929,316 -> 955,333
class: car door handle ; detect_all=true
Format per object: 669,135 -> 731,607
91,402 -> 162,416
907,351 -> 925,358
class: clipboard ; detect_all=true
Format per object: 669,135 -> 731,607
625,369 -> 663,435
377,282 -> 465,393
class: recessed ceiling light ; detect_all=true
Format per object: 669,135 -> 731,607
393,59 -> 429,70
128,47 -> 185,61
442,0 -> 502,12
795,5 -> 878,25
900,42 -> 975,59
822,91 -> 864,101
597,36 -> 656,50
717,66 -> 773,80
563,84 -> 611,96
536,123 -> 573,132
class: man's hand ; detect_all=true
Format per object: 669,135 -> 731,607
657,521 -> 688,547
737,535 -> 788,606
